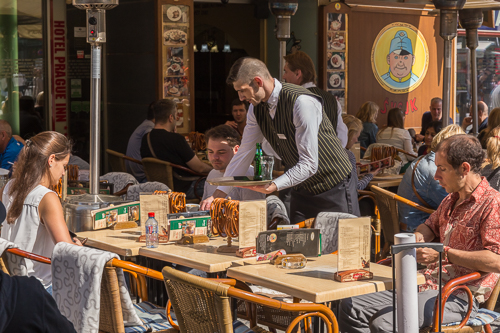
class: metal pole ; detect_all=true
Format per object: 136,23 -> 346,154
90,44 -> 101,195
279,40 -> 286,81
460,9 -> 483,136
442,40 -> 452,127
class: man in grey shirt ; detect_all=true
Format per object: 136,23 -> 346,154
125,102 -> 155,182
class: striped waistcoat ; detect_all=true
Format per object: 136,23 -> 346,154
307,86 -> 339,134
254,83 -> 351,195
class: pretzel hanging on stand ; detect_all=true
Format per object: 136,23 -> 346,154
153,190 -> 186,213
210,197 -> 240,253
188,132 -> 207,151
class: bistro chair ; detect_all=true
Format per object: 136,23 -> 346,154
358,190 -> 382,261
106,149 -> 128,173
1,248 -> 174,333
162,266 -> 339,333
370,185 -> 435,259
142,157 -> 207,201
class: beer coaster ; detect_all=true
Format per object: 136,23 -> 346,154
207,176 -> 273,186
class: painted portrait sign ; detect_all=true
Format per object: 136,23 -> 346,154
371,22 -> 429,94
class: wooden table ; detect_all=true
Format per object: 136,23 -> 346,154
77,227 -> 143,257
139,237 -> 255,273
227,254 -> 425,303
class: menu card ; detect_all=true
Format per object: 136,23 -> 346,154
337,217 -> 371,271
139,194 -> 170,235
238,199 -> 266,249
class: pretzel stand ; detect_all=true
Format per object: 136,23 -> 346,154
210,197 -> 240,253
153,190 -> 187,213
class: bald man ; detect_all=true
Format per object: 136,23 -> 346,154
0,120 -> 23,170
461,101 -> 489,135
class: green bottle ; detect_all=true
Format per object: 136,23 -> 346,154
254,143 -> 263,180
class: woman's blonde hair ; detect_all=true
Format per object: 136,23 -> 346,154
7,131 -> 72,224
430,124 -> 465,151
356,101 -> 379,124
342,114 -> 363,145
484,126 -> 500,169
481,108 -> 500,147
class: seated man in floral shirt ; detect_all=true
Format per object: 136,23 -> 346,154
339,134 -> 500,333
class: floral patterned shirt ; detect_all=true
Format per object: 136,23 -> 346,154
420,177 -> 500,303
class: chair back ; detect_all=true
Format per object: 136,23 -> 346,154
162,266 -> 233,333
483,277 -> 500,311
106,149 -> 127,173
142,157 -> 175,190
370,185 -> 400,244
100,261 -> 127,333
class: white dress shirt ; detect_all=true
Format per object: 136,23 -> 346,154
218,79 -> 322,193
302,82 -> 348,147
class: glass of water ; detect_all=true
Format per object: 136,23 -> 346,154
260,156 -> 274,181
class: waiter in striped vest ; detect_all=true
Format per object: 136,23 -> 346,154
200,57 -> 359,223
282,51 -> 348,147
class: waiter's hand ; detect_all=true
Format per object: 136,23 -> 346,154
200,189 -> 227,211
237,182 -> 277,194
416,247 -> 439,264
225,121 -> 238,130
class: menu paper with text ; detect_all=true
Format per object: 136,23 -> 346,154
238,200 -> 267,249
337,217 -> 371,271
139,194 -> 170,235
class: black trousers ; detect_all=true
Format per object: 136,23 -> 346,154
289,169 -> 360,224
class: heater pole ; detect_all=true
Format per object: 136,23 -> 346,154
89,43 -> 102,195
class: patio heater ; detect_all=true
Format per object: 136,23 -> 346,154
432,0 -> 466,127
269,0 -> 298,81
63,0 -> 125,232
459,9 -> 483,136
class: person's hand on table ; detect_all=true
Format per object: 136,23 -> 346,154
369,167 -> 381,176
414,231 -> 425,243
225,121 -> 238,130
416,247 -> 439,264
236,182 -> 277,194
200,189 -> 227,210
415,134 -> 424,143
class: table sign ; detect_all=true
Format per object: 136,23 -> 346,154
334,217 -> 373,282
168,212 -> 210,242
139,194 -> 170,234
256,229 -> 321,257
238,199 -> 267,249
92,201 -> 141,230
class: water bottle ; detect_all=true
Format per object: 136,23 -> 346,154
145,212 -> 159,248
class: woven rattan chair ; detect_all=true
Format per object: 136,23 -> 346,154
142,157 -> 207,201
162,266 -> 339,333
106,149 -> 127,173
370,185 -> 435,259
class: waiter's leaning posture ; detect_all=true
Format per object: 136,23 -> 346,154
200,57 -> 359,223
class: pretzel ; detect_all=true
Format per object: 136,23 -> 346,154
153,190 -> 186,213
50,178 -> 63,198
67,165 -> 79,181
188,132 -> 206,151
210,198 -> 239,238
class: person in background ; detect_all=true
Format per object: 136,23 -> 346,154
375,107 -> 416,166
481,126 -> 500,191
342,115 -> 379,190
225,99 -> 248,138
19,96 -> 43,140
202,125 -> 265,201
355,101 -> 379,158
282,51 -> 348,147
0,120 -> 23,171
461,101 -> 488,135
141,99 -> 212,199
397,124 -> 464,232
34,91 -> 44,122
1,132 -> 82,295
417,121 -> 442,156
341,135 -> 500,332
415,97 -> 452,142
478,107 -> 500,149
126,102 -> 155,182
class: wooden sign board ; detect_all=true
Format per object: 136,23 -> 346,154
256,229 -> 321,257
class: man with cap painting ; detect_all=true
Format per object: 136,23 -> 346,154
381,30 -> 419,88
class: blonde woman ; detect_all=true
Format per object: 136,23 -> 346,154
397,124 -> 465,231
479,107 -> 500,148
481,126 -> 500,190
355,101 -> 379,157
342,115 -> 380,190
